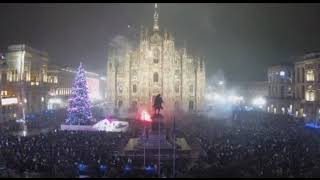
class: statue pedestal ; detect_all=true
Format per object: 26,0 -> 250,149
151,114 -> 165,132
123,114 -> 193,162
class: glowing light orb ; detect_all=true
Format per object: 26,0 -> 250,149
252,97 -> 266,108
139,110 -> 152,122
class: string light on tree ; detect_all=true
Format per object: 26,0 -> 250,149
66,62 -> 93,125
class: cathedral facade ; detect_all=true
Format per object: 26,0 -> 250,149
106,4 -> 206,115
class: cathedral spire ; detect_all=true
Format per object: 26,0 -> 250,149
140,25 -> 144,41
153,3 -> 159,31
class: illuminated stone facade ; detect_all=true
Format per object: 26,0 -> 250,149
267,52 -> 320,119
294,53 -> 320,118
266,64 -> 294,115
106,4 -> 206,115
47,65 -> 106,110
4,44 -> 49,116
1,44 -> 106,119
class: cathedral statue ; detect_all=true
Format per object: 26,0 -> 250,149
153,94 -> 164,115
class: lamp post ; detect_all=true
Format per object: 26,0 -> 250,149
172,117 -> 176,178
0,55 -> 7,122
158,115 -> 160,178
143,112 -> 146,168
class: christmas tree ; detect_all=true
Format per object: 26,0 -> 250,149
66,63 -> 93,125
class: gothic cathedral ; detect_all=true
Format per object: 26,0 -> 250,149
106,4 -> 206,116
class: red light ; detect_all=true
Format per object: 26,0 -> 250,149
139,110 -> 152,122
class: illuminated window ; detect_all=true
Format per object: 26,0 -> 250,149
133,84 -> 137,93
306,70 -> 315,82
280,71 -> 285,76
54,76 -> 58,84
153,72 -> 159,83
305,90 -> 315,101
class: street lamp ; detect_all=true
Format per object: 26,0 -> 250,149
140,110 -> 151,168
0,55 -> 8,122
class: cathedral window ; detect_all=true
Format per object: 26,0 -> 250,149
118,85 -> 123,94
175,70 -> 180,78
153,48 -> 160,64
133,84 -> 137,93
154,59 -> 159,64
153,72 -> 159,83
189,85 -> 194,93
132,70 -> 137,80
118,100 -> 123,108
189,100 -> 194,111
175,84 -> 179,93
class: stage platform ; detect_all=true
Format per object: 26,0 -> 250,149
124,137 -> 191,151
123,133 -> 191,160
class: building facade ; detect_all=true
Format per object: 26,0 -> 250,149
3,44 -> 49,119
106,4 -> 206,116
47,65 -> 74,110
294,53 -> 320,119
47,65 -> 105,110
0,53 -> 14,122
266,52 -> 320,120
0,44 -> 105,121
266,64 -> 294,115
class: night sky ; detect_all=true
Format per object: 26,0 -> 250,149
1,3 -> 320,81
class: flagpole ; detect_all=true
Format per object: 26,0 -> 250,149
144,113 -> 146,168
173,116 -> 176,178
158,113 -> 161,178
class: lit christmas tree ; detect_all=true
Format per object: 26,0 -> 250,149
66,63 -> 93,125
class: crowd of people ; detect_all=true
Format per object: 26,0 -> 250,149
0,108 -> 320,178
178,111 -> 320,178
0,130 -> 132,177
